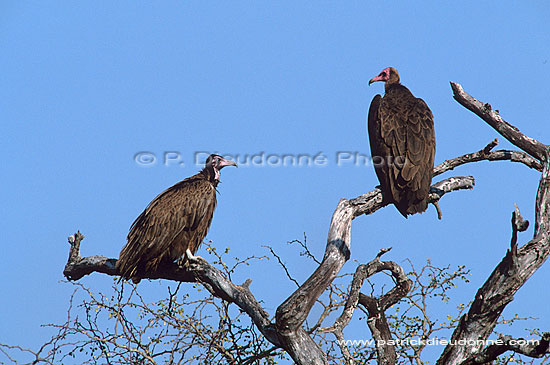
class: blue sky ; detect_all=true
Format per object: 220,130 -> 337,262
1,2 -> 549,362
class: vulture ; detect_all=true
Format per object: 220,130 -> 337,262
368,67 -> 435,217
117,154 -> 237,283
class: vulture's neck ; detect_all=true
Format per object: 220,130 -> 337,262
201,167 -> 220,186
385,82 -> 402,93
385,83 -> 415,99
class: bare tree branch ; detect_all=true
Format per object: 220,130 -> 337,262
436,85 -> 550,364
63,232 -> 118,280
460,332 -> 550,364
349,176 -> 475,218
357,256 -> 411,365
318,248 -> 409,365
316,246 -> 411,365
263,245 -> 301,287
63,234 -> 280,348
274,198 -> 353,364
433,138 -> 543,176
318,248 -> 393,335
450,82 -> 548,162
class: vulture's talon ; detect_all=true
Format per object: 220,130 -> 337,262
185,248 -> 196,261
184,249 -> 206,264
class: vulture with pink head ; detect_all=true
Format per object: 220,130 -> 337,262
368,67 -> 435,217
117,154 -> 237,283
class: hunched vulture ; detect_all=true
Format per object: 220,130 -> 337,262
368,67 -> 435,217
117,154 -> 237,283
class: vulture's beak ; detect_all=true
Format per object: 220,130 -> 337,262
369,76 -> 382,86
369,74 -> 386,85
219,158 -> 238,169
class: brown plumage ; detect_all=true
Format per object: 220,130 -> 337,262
117,154 -> 237,283
368,67 -> 435,217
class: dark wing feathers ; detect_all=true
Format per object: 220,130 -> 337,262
117,174 -> 217,282
368,94 -> 392,196
367,95 -> 382,163
368,85 -> 435,217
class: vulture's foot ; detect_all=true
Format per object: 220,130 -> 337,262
185,248 -> 197,261
176,256 -> 190,270
179,249 -> 206,268
175,250 -> 194,269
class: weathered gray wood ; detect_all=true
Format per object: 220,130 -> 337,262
461,332 -> 550,364
450,82 -> 548,162
275,199 -> 353,364
360,260 -> 411,365
437,161 -> 550,364
273,177 -> 472,364
433,138 -> 542,176
318,248 -> 411,365
63,232 -> 280,347
436,84 -> 550,365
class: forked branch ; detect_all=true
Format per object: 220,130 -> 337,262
450,82 -> 547,162
436,83 -> 550,364
433,138 -> 542,176
318,248 -> 412,365
274,176 -> 474,364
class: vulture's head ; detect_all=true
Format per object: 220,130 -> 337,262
205,154 -> 237,182
369,67 -> 400,87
